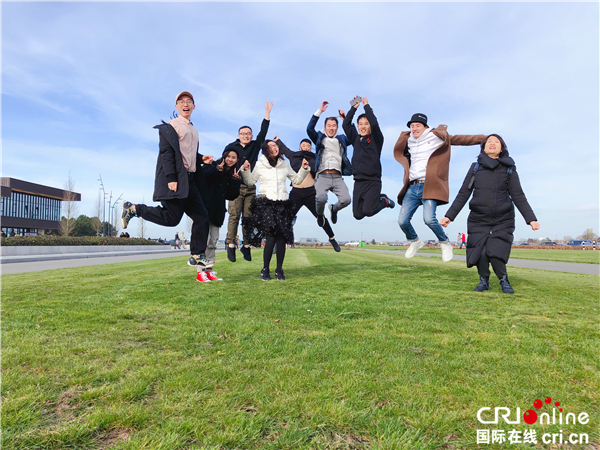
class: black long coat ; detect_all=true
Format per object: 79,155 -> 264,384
445,150 -> 537,267
152,121 -> 204,202
197,164 -> 241,227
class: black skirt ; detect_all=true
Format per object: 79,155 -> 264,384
242,196 -> 296,247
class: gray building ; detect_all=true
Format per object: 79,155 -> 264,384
1,177 -> 81,236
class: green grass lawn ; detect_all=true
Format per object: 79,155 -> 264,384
3,249 -> 599,449
363,246 -> 600,265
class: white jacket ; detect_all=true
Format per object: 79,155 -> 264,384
242,155 -> 309,201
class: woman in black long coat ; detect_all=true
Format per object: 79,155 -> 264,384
440,134 -> 540,293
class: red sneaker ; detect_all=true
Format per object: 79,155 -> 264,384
205,270 -> 222,281
196,271 -> 211,282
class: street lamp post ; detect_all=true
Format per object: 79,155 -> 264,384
109,194 -> 122,236
98,175 -> 106,236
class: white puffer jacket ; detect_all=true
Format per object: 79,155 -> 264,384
242,155 -> 309,201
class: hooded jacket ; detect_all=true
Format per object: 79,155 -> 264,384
241,155 -> 309,201
444,150 -> 537,267
394,126 -> 486,205
151,121 -> 205,202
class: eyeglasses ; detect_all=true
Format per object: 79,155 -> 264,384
239,132 -> 253,136
177,99 -> 194,105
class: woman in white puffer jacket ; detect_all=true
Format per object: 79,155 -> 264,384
241,140 -> 309,280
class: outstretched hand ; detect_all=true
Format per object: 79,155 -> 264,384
273,135 -> 279,141
242,160 -> 251,171
352,95 -> 361,109
301,159 -> 309,170
530,221 -> 540,231
320,101 -> 329,112
202,155 -> 214,164
440,217 -> 451,227
338,109 -> 346,120
217,160 -> 225,171
362,97 -> 368,105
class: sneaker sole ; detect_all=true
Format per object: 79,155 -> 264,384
120,201 -> 130,229
405,242 -> 425,258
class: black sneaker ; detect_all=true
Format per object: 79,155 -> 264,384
317,214 -> 325,227
188,254 -> 213,269
260,268 -> 271,281
381,194 -> 395,209
121,201 -> 136,229
328,204 -> 338,224
499,276 -> 515,294
473,276 -> 489,292
275,268 -> 285,280
240,245 -> 252,261
330,238 -> 341,252
227,246 -> 236,262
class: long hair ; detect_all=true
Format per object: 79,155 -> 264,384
261,140 -> 283,166
215,150 -> 238,175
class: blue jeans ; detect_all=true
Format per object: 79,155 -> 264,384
398,183 -> 448,242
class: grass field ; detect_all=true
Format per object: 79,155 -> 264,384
362,246 -> 600,265
2,249 -> 599,449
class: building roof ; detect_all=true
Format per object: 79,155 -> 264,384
0,177 -> 81,201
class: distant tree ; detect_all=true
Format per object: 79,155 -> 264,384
73,215 -> 96,236
577,229 -> 598,240
371,239 -> 376,245
60,171 -> 79,236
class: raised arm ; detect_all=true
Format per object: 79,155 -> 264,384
449,134 -> 487,146
274,136 -> 294,160
362,98 -> 383,148
287,160 -> 310,185
241,160 -> 259,187
255,102 -> 272,145
307,102 -> 327,145
342,101 -> 359,143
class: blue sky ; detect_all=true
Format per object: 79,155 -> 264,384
2,1 -> 598,242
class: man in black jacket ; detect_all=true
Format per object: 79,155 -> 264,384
120,91 -> 214,268
224,101 -> 273,263
342,96 -> 395,220
275,136 -> 341,252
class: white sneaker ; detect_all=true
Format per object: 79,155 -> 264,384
405,239 -> 425,258
440,241 -> 453,262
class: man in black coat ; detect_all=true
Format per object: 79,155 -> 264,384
342,96 -> 395,220
224,102 -> 273,263
120,91 -> 214,268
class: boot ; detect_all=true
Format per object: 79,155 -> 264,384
473,276 -> 489,292
499,276 -> 514,294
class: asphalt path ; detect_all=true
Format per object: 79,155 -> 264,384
1,248 -> 598,276
357,248 -> 600,275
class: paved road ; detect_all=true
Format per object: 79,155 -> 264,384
2,248 -> 598,276
357,248 -> 600,275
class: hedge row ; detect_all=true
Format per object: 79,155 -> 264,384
0,236 -> 163,247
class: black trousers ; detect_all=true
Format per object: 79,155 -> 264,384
477,244 -> 508,279
137,179 -> 209,255
289,186 -> 334,239
352,179 -> 387,220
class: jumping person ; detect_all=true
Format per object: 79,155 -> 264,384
224,102 -> 273,263
342,96 -> 395,220
195,149 -> 242,282
121,91 -> 213,268
306,101 -> 353,227
440,134 -> 540,293
393,113 -> 486,262
274,136 -> 341,252
240,140 -> 310,281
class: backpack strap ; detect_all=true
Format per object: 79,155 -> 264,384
467,162 -> 479,189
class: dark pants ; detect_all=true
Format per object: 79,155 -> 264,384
477,244 -> 508,279
289,186 -> 334,239
137,179 -> 209,255
264,234 -> 286,270
352,179 -> 387,220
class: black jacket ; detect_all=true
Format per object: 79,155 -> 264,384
197,163 -> 242,227
275,138 -> 317,182
343,104 -> 384,181
445,150 -> 537,267
224,119 -> 270,171
151,121 -> 205,202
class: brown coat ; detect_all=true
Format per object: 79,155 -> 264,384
393,125 -> 486,205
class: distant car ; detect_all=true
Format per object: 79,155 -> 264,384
568,240 -> 593,246
539,241 -> 557,246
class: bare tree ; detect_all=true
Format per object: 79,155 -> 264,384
92,192 -> 103,235
138,197 -> 147,239
60,171 -> 79,236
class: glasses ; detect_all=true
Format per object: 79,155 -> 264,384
239,132 -> 253,136
177,99 -> 194,105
